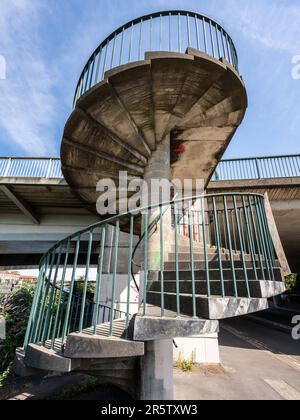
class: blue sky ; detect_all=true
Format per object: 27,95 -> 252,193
0,0 -> 299,158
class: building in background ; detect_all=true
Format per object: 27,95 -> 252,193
0,271 -> 37,295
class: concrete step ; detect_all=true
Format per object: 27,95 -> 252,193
146,291 -> 269,320
167,252 -> 267,263
133,311 -> 219,341
149,280 -> 286,299
159,267 -> 283,282
24,344 -> 78,373
64,333 -> 144,359
163,260 -> 281,271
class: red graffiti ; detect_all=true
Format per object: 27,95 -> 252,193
174,144 -> 185,154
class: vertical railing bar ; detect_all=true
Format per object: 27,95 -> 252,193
79,229 -> 93,333
102,43 -> 108,79
110,220 -> 120,336
169,13 -> 172,51
94,47 -> 103,84
160,13 -> 162,51
242,196 -> 258,282
174,202 -> 181,316
248,196 -> 265,280
254,197 -> 272,280
150,16 -> 153,51
110,32 -> 117,70
178,13 -> 181,52
42,246 -> 62,344
128,22 -> 134,62
201,197 -> 211,297
223,196 -> 238,297
119,29 -> 124,66
23,260 -> 47,348
187,13 -> 191,47
93,226 -> 106,335
212,197 -> 225,298
143,212 -> 148,316
188,202 -> 197,317
195,16 -> 200,50
138,19 -> 143,61
209,20 -> 215,57
233,196 -> 250,297
125,217 -> 134,338
202,17 -> 207,53
61,235 -> 81,347
34,253 -> 55,343
220,29 -> 226,58
160,206 -> 165,317
215,25 -> 221,58
51,240 -> 71,349
88,54 -> 96,89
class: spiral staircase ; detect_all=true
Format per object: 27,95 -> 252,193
16,11 -> 289,400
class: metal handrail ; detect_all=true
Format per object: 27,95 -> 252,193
73,10 -> 239,106
24,192 -> 279,352
1,155 -> 299,181
213,154 -> 300,181
0,157 -> 62,179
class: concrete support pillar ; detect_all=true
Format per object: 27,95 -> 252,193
143,134 -> 173,271
139,339 -> 173,400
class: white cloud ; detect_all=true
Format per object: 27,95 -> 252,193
0,0 -> 57,155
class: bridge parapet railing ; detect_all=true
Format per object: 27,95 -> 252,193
0,158 -> 62,179
213,155 -> 300,181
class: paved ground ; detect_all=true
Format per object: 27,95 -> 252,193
174,316 -> 300,400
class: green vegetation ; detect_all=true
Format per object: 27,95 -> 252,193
0,286 -> 34,385
285,273 -> 298,293
175,351 -> 196,372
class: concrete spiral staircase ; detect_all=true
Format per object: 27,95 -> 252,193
16,12 -> 288,400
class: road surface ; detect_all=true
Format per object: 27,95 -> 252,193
174,315 -> 300,400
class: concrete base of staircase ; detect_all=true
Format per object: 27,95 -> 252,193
174,333 -> 220,365
133,315 -> 219,341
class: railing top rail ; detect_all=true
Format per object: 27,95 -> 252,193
220,154 -> 300,162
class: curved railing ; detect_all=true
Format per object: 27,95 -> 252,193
24,192 -> 279,352
73,10 -> 239,106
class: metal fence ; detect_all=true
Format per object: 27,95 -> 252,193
0,158 -> 62,179
0,155 -> 299,181
73,10 -> 239,106
213,155 -> 300,181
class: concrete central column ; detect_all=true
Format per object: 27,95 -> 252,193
143,134 -> 172,271
140,134 -> 174,401
139,339 -> 174,400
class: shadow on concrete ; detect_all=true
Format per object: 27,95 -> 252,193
219,316 -> 300,358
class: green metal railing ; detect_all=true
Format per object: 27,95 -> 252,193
73,10 -> 239,106
213,154 -> 300,181
24,192 -> 279,352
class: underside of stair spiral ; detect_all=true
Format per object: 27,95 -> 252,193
61,48 -> 247,217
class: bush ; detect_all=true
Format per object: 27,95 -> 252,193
285,274 -> 298,294
0,286 -> 34,376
